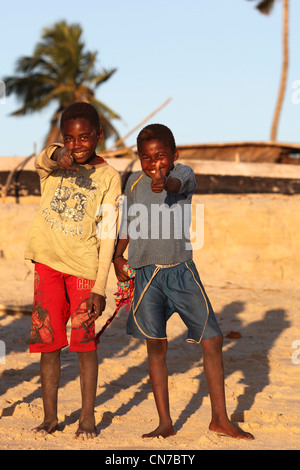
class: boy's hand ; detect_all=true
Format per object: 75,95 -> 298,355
88,292 -> 106,320
113,256 -> 130,282
52,145 -> 78,171
151,161 -> 167,193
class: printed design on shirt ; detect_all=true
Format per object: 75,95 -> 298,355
42,171 -> 102,237
30,271 -> 54,345
71,298 -> 95,343
114,194 -> 120,211
50,186 -> 71,214
50,173 -> 97,222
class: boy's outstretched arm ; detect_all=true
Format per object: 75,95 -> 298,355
35,143 -> 78,182
51,144 -> 78,172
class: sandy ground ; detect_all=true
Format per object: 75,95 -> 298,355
0,194 -> 299,451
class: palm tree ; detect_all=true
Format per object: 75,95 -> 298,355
3,20 -> 122,149
249,0 -> 289,141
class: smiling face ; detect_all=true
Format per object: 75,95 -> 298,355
62,118 -> 102,164
139,139 -> 178,178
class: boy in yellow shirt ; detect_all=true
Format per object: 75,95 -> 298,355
25,102 -> 121,439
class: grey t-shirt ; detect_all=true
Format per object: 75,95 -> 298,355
120,163 -> 196,269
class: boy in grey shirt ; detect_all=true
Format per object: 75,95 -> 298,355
113,124 -> 253,441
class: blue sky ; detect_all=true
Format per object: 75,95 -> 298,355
1,0 -> 300,156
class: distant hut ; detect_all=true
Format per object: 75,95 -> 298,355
174,141 -> 300,164
1,141 -> 300,201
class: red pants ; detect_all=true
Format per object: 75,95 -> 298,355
29,263 -> 97,353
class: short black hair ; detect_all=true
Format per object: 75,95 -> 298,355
137,124 -> 176,154
60,102 -> 101,134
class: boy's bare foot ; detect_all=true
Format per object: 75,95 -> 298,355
209,418 -> 254,440
32,419 -> 58,436
75,426 -> 97,440
142,422 -> 176,439
75,416 -> 97,440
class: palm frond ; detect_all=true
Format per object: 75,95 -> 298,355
91,97 -> 123,147
248,0 -> 276,15
2,20 -> 121,148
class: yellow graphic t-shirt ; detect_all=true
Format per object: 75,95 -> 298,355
25,144 -> 121,297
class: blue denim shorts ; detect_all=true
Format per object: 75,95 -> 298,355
126,260 -> 221,343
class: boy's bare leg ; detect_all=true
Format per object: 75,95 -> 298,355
143,338 -> 175,438
33,350 -> 61,435
75,350 -> 98,440
201,334 -> 254,440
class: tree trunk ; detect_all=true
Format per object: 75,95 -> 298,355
270,0 -> 289,141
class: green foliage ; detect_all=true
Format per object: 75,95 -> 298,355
4,20 -> 122,148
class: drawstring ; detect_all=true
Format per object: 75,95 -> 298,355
132,262 -> 181,316
132,266 -> 161,316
